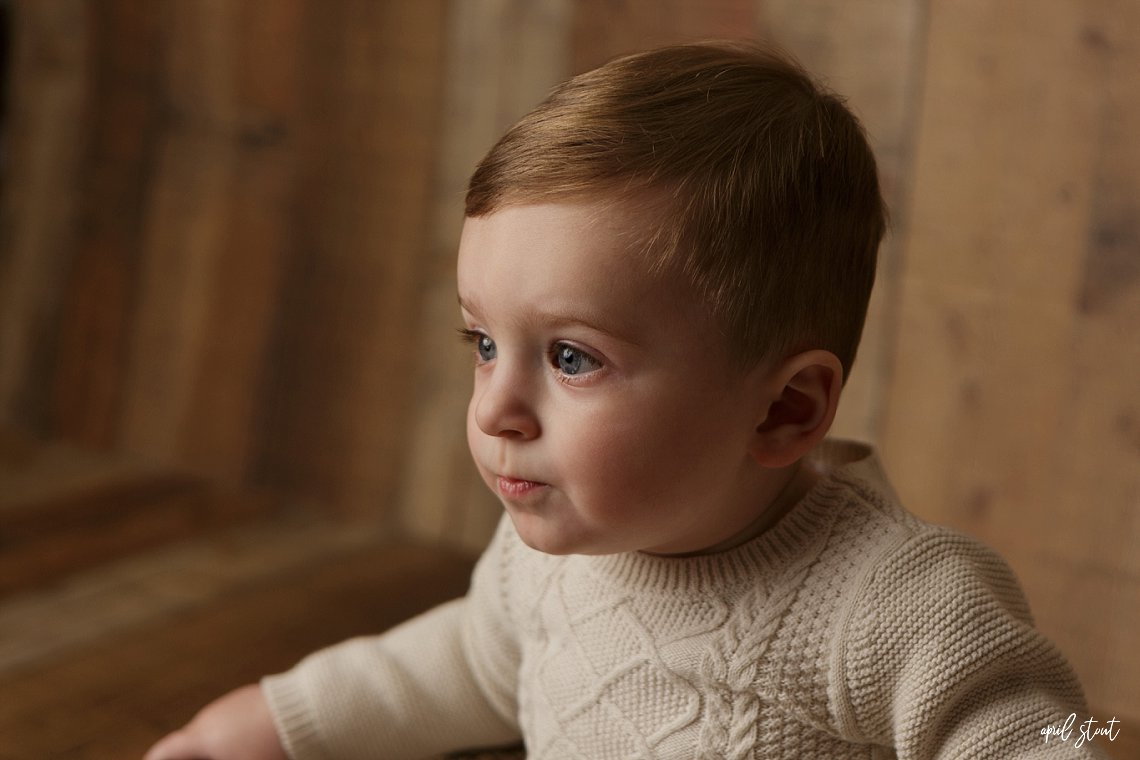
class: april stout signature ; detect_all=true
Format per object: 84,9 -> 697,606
1040,713 -> 1121,748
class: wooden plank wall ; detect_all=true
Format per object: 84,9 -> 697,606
1,0 -> 1136,743
1,0 -> 448,526
881,0 -> 1140,732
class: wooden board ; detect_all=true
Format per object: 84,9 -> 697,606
570,0 -> 757,72
0,0 -> 449,518
881,0 -> 1140,734
0,538 -> 476,759
0,429 -> 272,599
0,0 -> 90,433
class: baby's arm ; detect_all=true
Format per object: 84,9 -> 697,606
263,596 -> 520,758
839,530 -> 1104,759
262,520 -> 521,757
144,597 -> 518,760
148,519 -> 521,760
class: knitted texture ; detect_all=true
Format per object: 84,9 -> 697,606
263,441 -> 1102,759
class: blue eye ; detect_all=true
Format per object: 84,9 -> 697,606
553,343 -> 601,376
476,335 -> 496,362
458,329 -> 496,363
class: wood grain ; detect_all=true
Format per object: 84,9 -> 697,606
571,0 -> 756,72
0,537 -> 475,759
882,0 -> 1140,731
252,0 -> 447,517
0,0 -> 91,435
0,431 -> 277,600
1,1 -> 449,518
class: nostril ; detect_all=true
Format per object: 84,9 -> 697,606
475,392 -> 539,440
485,414 -> 540,440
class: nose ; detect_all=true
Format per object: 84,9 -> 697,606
473,362 -> 541,440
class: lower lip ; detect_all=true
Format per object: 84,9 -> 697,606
497,476 -> 546,499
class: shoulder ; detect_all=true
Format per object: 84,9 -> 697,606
833,523 -> 1083,742
843,526 -> 1037,656
827,527 -> 1092,757
830,451 -> 1039,679
821,439 -> 1036,637
809,446 -> 1064,725
809,441 -> 1031,624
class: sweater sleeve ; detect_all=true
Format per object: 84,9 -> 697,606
261,521 -> 522,759
836,529 -> 1105,759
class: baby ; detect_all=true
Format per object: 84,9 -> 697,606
147,42 -> 1099,759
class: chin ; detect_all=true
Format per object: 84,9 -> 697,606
513,525 -> 579,556
507,511 -> 589,556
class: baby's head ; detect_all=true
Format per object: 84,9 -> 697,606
457,42 -> 886,556
467,41 -> 885,378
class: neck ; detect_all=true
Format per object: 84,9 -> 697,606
647,461 -> 820,559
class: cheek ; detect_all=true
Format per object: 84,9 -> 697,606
559,397 -> 702,502
465,395 -> 492,479
465,395 -> 477,451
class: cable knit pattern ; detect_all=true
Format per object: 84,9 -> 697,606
262,441 -> 1103,759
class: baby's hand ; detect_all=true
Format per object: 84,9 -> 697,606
144,683 -> 288,760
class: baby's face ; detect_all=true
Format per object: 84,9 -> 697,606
457,200 -> 777,556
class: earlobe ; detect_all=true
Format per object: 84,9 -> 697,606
749,350 -> 843,468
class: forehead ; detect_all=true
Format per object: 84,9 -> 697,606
456,201 -> 692,330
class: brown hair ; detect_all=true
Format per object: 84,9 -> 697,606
465,41 -> 886,378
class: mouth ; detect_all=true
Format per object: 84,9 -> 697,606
496,475 -> 547,500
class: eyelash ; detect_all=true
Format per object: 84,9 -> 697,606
456,327 -> 483,347
456,328 -> 604,382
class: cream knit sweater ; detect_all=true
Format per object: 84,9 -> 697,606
262,441 -> 1101,759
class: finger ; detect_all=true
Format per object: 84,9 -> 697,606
143,729 -> 200,760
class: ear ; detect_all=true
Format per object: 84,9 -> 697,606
749,350 -> 843,468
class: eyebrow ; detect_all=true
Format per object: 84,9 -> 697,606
457,294 -> 640,346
